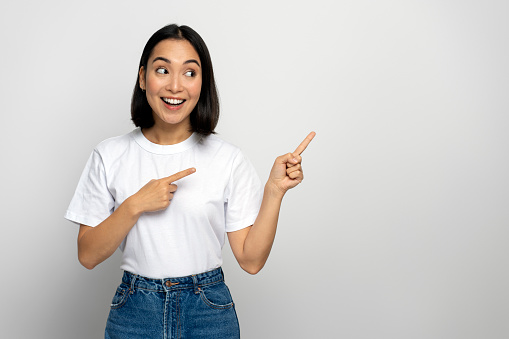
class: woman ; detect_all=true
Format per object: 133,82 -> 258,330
65,24 -> 314,338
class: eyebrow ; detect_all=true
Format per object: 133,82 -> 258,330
152,57 -> 201,67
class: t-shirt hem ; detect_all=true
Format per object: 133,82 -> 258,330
225,214 -> 258,233
64,210 -> 103,227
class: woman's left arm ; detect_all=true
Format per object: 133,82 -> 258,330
228,132 -> 316,274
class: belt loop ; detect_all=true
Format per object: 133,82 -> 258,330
191,274 -> 200,294
129,272 -> 137,294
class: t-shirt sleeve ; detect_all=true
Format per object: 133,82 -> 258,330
224,151 -> 263,232
64,149 -> 115,227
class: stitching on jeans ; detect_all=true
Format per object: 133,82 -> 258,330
198,278 -> 224,288
131,278 -> 223,292
163,291 -> 169,339
133,287 -> 163,292
199,292 -> 234,310
110,287 -> 129,309
177,290 -> 181,339
199,286 -> 234,310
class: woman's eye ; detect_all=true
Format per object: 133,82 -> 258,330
185,71 -> 195,77
156,68 -> 168,74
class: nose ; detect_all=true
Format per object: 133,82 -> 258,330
166,74 -> 183,93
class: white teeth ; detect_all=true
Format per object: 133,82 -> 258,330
163,98 -> 184,105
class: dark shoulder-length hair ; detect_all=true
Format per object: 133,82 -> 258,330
131,24 -> 219,135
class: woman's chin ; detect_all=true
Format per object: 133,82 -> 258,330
154,113 -> 191,129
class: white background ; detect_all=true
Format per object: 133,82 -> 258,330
1,0 -> 508,338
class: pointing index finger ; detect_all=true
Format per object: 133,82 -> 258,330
293,132 -> 316,155
163,167 -> 196,183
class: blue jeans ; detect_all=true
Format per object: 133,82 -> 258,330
105,267 -> 240,339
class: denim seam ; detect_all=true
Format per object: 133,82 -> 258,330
133,287 -> 164,292
110,287 -> 129,310
163,290 -> 169,339
177,289 -> 181,339
198,278 -> 224,288
131,278 -> 224,292
199,288 -> 234,310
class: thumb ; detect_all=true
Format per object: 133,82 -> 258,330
277,153 -> 298,164
281,153 -> 300,168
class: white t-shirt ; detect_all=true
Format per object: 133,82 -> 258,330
65,128 -> 263,278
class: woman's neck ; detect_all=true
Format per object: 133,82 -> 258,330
142,121 -> 193,145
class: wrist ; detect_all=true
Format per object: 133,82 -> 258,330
264,181 -> 285,200
123,195 -> 143,219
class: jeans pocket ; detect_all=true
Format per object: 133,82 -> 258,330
199,281 -> 234,310
110,284 -> 130,310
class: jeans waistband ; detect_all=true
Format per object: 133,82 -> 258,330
121,267 -> 225,292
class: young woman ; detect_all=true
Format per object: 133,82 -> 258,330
65,24 -> 314,338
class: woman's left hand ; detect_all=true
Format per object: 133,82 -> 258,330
267,132 -> 316,195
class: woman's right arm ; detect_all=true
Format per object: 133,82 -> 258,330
77,168 -> 196,269
78,196 -> 141,270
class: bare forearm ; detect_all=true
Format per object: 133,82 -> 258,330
233,133 -> 315,274
77,168 -> 195,270
241,184 -> 284,272
78,197 -> 141,269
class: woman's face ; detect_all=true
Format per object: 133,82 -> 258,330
139,39 -> 202,130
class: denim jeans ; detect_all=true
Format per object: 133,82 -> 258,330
105,267 -> 240,339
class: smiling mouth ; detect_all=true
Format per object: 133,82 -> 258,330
162,97 -> 186,106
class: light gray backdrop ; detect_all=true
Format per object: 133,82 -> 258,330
1,0 -> 508,338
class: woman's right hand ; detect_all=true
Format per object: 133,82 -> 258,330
78,167 -> 196,270
130,167 -> 196,214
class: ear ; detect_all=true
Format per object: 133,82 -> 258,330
139,66 -> 146,90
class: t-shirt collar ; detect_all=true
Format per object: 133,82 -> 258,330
132,128 -> 201,155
